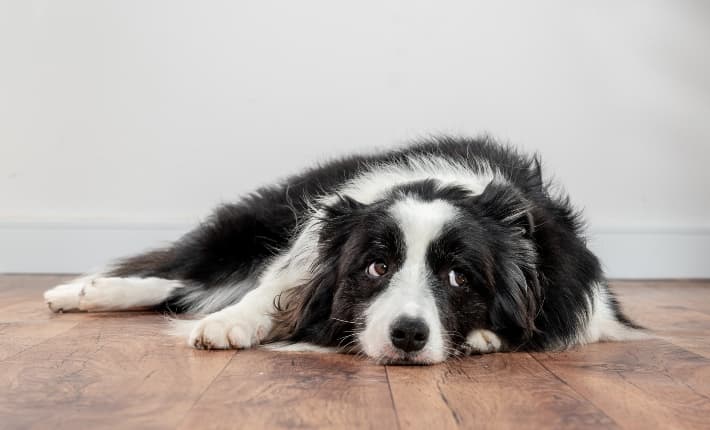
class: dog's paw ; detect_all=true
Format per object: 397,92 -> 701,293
44,276 -> 135,312
463,329 -> 502,354
188,308 -> 272,350
44,281 -> 85,312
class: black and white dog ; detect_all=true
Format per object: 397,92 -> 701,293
44,137 -> 643,364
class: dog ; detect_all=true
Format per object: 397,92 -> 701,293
44,137 -> 643,364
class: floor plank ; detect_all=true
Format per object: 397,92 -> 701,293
615,280 -> 710,359
0,320 -> 79,361
0,275 -> 82,362
533,340 -> 710,430
179,349 -> 399,429
0,275 -> 73,309
615,281 -> 710,315
0,317 -> 235,429
386,352 -> 617,430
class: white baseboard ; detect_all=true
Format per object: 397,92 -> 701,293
0,221 -> 189,275
586,227 -> 710,279
1,221 -> 708,279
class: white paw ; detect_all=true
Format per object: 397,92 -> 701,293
44,284 -> 83,312
464,329 -> 502,354
43,276 -> 111,312
188,307 -> 272,350
44,281 -> 85,312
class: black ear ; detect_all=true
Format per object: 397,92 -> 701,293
287,195 -> 366,344
489,257 -> 541,342
289,268 -> 340,342
473,183 -> 541,341
473,182 -> 535,237
315,194 -> 368,253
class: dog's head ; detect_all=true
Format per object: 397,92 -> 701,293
285,180 -> 542,364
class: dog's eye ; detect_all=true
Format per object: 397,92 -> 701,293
367,260 -> 388,277
448,270 -> 467,288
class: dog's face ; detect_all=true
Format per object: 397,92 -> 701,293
290,181 -> 541,364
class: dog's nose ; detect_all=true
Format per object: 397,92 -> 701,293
390,316 -> 429,353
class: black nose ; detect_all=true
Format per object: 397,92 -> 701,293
390,317 -> 429,353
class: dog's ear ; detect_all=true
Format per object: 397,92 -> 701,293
489,256 -> 541,342
472,183 -> 541,341
285,195 -> 367,344
288,267 -> 340,342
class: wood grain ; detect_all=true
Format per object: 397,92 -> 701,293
0,275 -> 80,362
179,349 -> 398,429
0,275 -> 73,309
386,353 -> 617,430
0,315 -> 235,429
533,340 -> 710,430
0,276 -> 235,429
0,276 -> 708,429
615,280 -> 710,359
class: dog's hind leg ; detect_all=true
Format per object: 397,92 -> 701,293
44,276 -> 184,313
43,186 -> 308,315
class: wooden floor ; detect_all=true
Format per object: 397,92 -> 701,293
1,276 -> 709,430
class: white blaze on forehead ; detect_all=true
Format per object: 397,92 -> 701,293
359,197 -> 459,364
390,198 -> 459,265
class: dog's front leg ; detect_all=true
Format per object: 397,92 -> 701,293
188,236 -> 316,350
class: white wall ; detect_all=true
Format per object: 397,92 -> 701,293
1,1 -> 709,277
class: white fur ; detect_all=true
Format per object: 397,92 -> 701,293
173,276 -> 259,314
579,283 -> 649,344
43,276 -> 92,312
186,232 -> 318,349
321,155 -> 494,207
464,329 -> 502,354
264,342 -> 339,353
44,276 -> 182,312
359,198 -> 458,364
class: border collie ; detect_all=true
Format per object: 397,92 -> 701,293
44,137 -> 643,364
